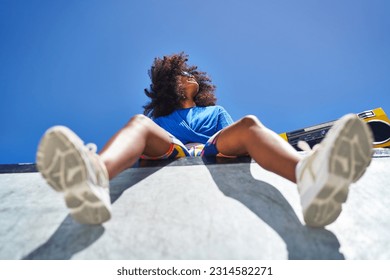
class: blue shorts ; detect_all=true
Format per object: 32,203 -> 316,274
140,131 -> 229,160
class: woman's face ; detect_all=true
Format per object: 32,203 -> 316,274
179,71 -> 199,98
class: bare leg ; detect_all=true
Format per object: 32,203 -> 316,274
215,115 -> 301,183
98,114 -> 172,179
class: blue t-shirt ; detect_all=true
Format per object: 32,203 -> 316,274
153,105 -> 234,144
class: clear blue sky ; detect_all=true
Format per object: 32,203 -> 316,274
1,0 -> 389,164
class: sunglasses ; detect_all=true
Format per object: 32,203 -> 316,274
180,71 -> 194,78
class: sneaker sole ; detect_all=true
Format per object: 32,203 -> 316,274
36,126 -> 111,225
303,115 -> 373,227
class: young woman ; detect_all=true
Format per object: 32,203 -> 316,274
36,53 -> 373,227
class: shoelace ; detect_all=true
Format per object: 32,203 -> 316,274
297,141 -> 321,153
297,141 -> 311,152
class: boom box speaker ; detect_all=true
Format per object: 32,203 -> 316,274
280,107 -> 390,150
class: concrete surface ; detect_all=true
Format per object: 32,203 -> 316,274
0,152 -> 389,260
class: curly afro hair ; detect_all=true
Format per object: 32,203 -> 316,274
143,52 -> 217,118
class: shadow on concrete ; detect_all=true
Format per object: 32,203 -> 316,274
22,161 -> 168,260
204,158 -> 345,260
21,157 -> 345,259
23,216 -> 104,260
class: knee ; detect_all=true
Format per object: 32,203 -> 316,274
124,114 -> 153,129
126,114 -> 149,125
238,115 -> 264,129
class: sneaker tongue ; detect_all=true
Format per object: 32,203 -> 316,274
93,154 -> 109,189
84,149 -> 109,189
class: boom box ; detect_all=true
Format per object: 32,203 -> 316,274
279,107 -> 390,150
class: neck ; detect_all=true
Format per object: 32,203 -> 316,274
180,99 -> 196,109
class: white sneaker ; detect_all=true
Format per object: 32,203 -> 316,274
36,126 -> 111,225
296,114 -> 373,227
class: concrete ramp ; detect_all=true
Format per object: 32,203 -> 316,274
0,153 -> 389,260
